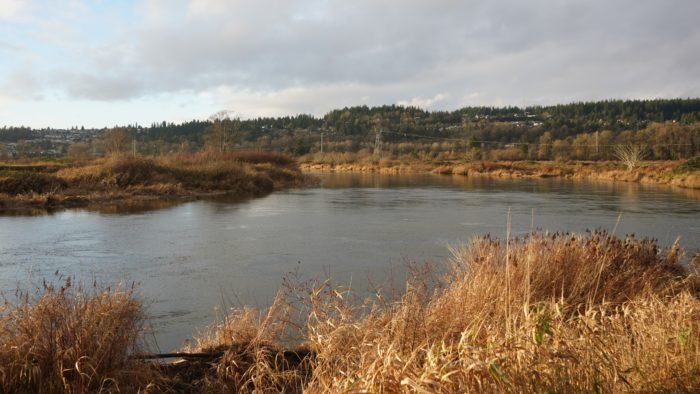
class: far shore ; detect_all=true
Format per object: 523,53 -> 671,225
299,159 -> 700,190
1,155 -> 698,214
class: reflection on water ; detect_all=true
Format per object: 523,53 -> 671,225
90,199 -> 188,215
321,172 -> 700,203
0,173 -> 698,352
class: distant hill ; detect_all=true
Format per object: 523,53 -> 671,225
2,98 -> 699,160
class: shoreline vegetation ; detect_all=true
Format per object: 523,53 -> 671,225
0,151 -> 308,212
299,154 -> 700,190
1,231 -> 698,392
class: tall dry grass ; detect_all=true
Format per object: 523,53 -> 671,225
56,152 -> 300,192
2,232 -> 697,392
0,280 -> 151,393
0,151 -> 306,210
187,231 -> 699,392
173,294 -> 312,392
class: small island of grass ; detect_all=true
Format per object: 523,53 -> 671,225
0,151 -> 308,211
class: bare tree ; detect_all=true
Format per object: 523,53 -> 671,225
102,128 -> 132,156
614,144 -> 646,171
205,111 -> 241,153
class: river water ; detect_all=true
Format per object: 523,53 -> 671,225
1,173 -> 698,351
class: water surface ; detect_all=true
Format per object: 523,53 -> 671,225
0,173 -> 698,351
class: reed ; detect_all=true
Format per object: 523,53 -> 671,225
0,280 -> 152,393
2,231 -> 698,392
182,231 -> 699,392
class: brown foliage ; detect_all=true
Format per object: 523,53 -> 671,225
0,152 -> 304,210
0,281 -> 150,393
0,171 -> 67,195
1,233 -> 697,392
169,231 -> 699,392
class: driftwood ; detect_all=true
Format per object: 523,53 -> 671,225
132,348 -> 314,363
132,351 -> 226,360
132,344 -> 316,392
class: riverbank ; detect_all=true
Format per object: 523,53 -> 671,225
1,231 -> 698,392
299,156 -> 700,189
0,151 -> 308,211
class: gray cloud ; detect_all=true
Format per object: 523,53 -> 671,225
23,0 -> 700,112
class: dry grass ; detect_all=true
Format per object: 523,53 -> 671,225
2,232 -> 698,392
183,231 -> 699,392
0,151 -> 306,210
299,157 -> 700,189
0,280 -> 152,393
169,295 -> 312,392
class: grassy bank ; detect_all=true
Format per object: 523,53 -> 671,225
0,151 -> 307,211
2,232 -> 698,392
299,153 -> 700,189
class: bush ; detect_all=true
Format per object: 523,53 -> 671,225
0,281 -> 148,393
676,156 -> 700,173
0,171 -> 67,195
102,157 -> 175,187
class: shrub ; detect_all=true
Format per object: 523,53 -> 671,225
0,281 -> 149,393
676,156 -> 700,173
0,171 -> 67,195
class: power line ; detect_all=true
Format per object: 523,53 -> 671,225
373,129 -> 383,156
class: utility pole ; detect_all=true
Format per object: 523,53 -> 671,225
320,131 -> 324,153
373,129 -> 383,156
595,131 -> 599,156
132,138 -> 137,156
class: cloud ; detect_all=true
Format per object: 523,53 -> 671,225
81,1 -> 700,102
397,93 -> 449,109
0,68 -> 41,100
0,0 -> 27,20
201,83 -> 401,119
55,72 -> 145,101
0,92 -> 18,107
2,0 -> 700,124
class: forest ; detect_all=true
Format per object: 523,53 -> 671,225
1,98 -> 699,161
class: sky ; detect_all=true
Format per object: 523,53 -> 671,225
1,0 -> 699,128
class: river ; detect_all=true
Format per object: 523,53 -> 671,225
0,173 -> 698,351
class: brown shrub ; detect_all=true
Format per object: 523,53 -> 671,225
303,231 -> 699,392
188,231 -> 699,392
0,171 -> 67,195
0,281 -> 150,393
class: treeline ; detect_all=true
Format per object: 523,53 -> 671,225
128,98 -> 700,148
2,99 -> 700,160
0,127 -> 39,143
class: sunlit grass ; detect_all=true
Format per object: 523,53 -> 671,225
0,280 -> 153,393
0,151 -> 306,210
1,231 -> 697,392
300,154 -> 700,189
184,231 -> 700,392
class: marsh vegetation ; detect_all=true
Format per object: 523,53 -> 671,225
300,154 -> 700,189
1,232 -> 698,392
0,151 -> 305,211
